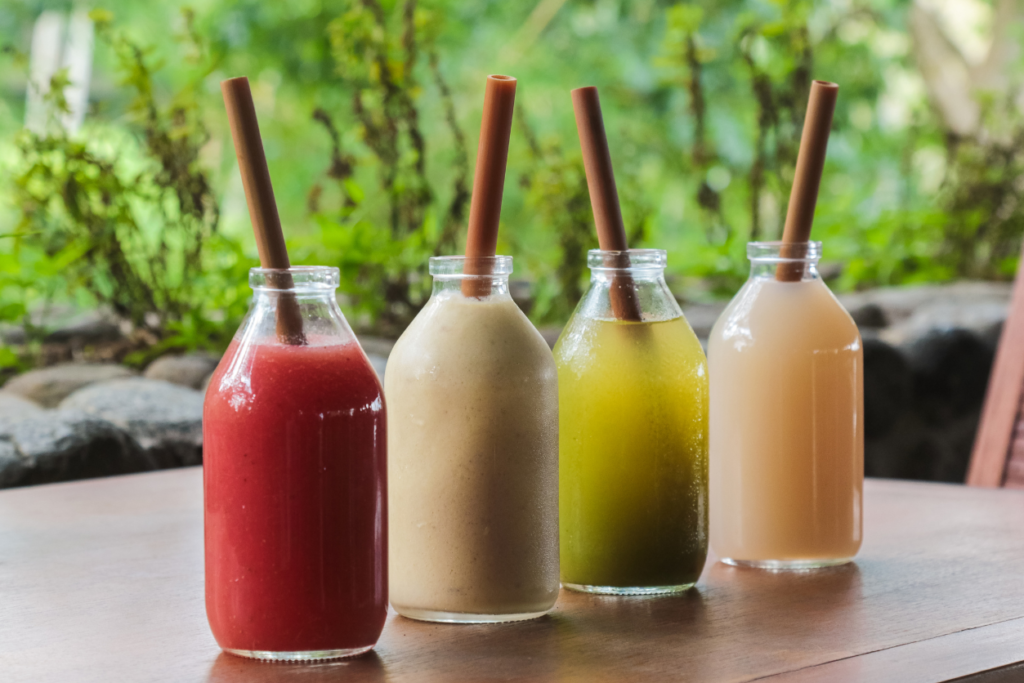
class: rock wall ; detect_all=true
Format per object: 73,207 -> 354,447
0,283 -> 1012,488
680,282 -> 1010,484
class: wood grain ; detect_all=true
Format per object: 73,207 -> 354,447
968,241 -> 1024,487
3,470 -> 1024,682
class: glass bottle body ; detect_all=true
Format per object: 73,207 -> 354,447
385,256 -> 560,623
203,267 -> 387,660
709,242 -> 864,569
555,250 -> 709,594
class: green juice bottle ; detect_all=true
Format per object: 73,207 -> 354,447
554,248 -> 709,594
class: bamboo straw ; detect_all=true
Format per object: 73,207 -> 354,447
221,77 -> 305,345
571,86 -> 642,321
776,80 -> 839,282
463,75 -> 517,298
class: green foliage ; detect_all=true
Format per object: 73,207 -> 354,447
8,16 -> 217,332
1,8 -> 248,366
2,0 -> 1023,368
295,0 -> 469,333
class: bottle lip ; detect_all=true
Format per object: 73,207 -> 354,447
429,255 -> 513,278
587,248 -> 666,271
747,241 -> 822,262
250,266 -> 340,291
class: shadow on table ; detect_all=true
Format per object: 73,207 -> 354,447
203,564 -> 863,682
206,650 -> 385,682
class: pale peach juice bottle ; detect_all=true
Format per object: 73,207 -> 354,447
708,241 -> 863,569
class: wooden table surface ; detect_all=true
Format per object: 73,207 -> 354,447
3,469 -> 1024,683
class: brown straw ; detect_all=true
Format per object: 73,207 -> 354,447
221,76 -> 305,344
463,75 -> 517,298
776,80 -> 839,282
571,86 -> 642,321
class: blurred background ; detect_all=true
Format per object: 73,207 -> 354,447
0,0 -> 1022,485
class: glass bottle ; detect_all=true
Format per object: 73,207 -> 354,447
709,242 -> 863,569
203,266 -> 387,661
386,255 -> 559,623
555,249 -> 709,594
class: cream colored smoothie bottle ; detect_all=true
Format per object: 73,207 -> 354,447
708,241 -> 863,569
386,255 -> 559,622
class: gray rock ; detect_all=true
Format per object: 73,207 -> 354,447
536,327 -> 563,350
2,363 -> 136,407
0,392 -> 45,419
862,339 -> 911,439
848,302 -> 888,329
904,328 -> 993,425
509,280 -> 534,316
838,281 -> 1012,329
0,323 -> 26,346
61,378 -> 203,468
0,438 -> 25,488
0,305 -> 123,346
358,336 -> 395,380
879,300 -> 1010,347
143,353 -> 220,389
0,409 -> 147,488
365,354 -> 387,381
865,409 -> 978,483
358,336 -> 395,359
682,302 -> 728,339
43,308 -> 122,345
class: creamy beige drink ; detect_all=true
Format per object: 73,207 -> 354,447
709,243 -> 863,568
386,257 -> 559,622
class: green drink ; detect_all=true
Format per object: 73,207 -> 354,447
554,250 -> 709,594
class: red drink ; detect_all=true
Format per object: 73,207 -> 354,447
203,267 -> 387,661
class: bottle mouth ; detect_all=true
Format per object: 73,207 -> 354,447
250,266 -> 340,291
747,241 -> 822,263
429,255 -> 513,278
587,249 -> 666,272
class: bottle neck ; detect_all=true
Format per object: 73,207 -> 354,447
431,276 -> 510,298
748,260 -> 821,281
240,266 -> 353,346
578,250 -> 682,323
428,255 -> 513,299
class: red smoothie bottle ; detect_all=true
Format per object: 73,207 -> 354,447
203,266 -> 387,661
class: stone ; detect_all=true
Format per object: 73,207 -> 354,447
682,302 -> 728,340
0,305 -> 123,347
358,336 -> 395,380
0,391 -> 45,419
357,336 -> 395,359
143,353 -> 220,390
2,363 -> 136,408
509,280 -> 534,316
904,329 -> 993,425
43,308 -> 123,345
879,300 -> 1010,347
848,302 -> 888,329
0,438 -> 26,488
862,339 -> 912,439
838,281 -> 1012,329
365,354 -> 387,381
61,378 -> 203,468
864,409 -> 978,484
0,409 -> 147,488
0,323 -> 26,346
537,327 -> 563,350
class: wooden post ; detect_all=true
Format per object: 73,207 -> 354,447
967,241 -> 1024,487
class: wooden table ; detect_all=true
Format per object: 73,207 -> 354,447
3,469 -> 1024,682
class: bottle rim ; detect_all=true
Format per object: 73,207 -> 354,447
249,266 -> 340,291
587,248 -> 666,271
429,255 -> 513,278
747,241 -> 822,262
